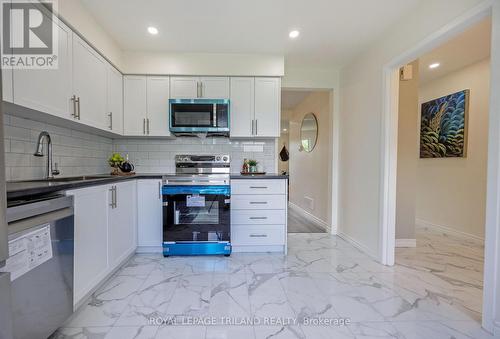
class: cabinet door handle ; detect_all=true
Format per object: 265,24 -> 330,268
249,217 -> 267,220
249,186 -> 268,189
251,119 -> 255,135
196,81 -> 200,98
76,97 -> 81,120
114,186 -> 117,208
109,186 -> 116,208
143,118 -> 146,135
249,234 -> 267,238
255,119 -> 258,135
108,112 -> 113,130
147,118 -> 150,135
71,95 -> 77,118
249,201 -> 268,205
158,182 -> 162,200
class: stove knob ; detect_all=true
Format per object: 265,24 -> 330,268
222,156 -> 228,162
216,156 -> 221,161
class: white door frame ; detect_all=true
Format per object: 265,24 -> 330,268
379,0 -> 499,334
281,86 -> 339,234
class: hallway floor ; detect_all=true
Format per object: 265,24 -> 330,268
287,208 -> 326,233
53,233 -> 492,339
395,224 -> 485,323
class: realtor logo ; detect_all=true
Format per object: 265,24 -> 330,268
1,0 -> 58,69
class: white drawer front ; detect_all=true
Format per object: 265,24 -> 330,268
232,225 -> 285,245
231,179 -> 286,195
231,209 -> 286,225
231,194 -> 286,210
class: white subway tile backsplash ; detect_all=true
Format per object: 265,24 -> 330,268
3,114 -> 111,181
3,113 -> 278,181
113,137 -> 277,174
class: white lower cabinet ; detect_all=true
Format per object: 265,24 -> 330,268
68,180 -> 137,307
137,179 -> 163,252
109,181 -> 137,268
231,179 -> 288,253
68,185 -> 110,307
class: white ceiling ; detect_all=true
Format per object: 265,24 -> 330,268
80,0 -> 421,68
419,17 -> 491,84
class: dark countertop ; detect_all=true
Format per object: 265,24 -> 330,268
230,173 -> 289,180
7,173 -> 289,200
6,174 -> 164,200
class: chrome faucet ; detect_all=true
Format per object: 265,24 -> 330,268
34,131 -> 60,179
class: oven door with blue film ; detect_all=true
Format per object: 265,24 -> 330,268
162,185 -> 231,256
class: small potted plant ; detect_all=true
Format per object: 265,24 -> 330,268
108,152 -> 125,175
248,159 -> 258,173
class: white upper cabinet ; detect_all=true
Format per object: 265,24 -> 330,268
169,76 -> 199,99
200,77 -> 230,99
147,77 -> 171,137
72,34 -> 108,130
123,76 -> 148,136
106,65 -> 123,134
2,69 -> 13,103
230,77 -> 254,137
12,17 -> 73,119
170,76 -> 229,99
123,76 -> 171,136
254,77 -> 281,137
229,77 -> 281,138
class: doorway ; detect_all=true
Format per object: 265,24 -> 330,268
280,89 -> 332,233
390,16 -> 491,325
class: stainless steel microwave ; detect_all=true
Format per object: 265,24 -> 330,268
169,99 -> 230,136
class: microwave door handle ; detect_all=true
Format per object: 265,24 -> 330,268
213,104 -> 217,127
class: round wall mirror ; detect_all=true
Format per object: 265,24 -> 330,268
300,113 -> 318,152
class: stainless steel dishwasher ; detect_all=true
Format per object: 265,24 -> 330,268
1,194 -> 74,339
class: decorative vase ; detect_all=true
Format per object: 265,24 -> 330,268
250,165 -> 257,173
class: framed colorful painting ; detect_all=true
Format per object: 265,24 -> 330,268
419,89 -> 469,158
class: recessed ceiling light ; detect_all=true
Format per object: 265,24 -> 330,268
429,62 -> 440,69
283,128 -> 288,132
147,26 -> 159,35
289,30 -> 300,39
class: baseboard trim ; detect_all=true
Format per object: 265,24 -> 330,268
136,246 -> 163,253
415,218 -> 484,241
337,231 -> 378,261
395,238 -> 416,248
288,202 -> 331,233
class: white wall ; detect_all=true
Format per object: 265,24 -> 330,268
338,0 -> 486,258
57,0 -> 124,69
122,51 -> 284,76
288,91 -> 332,226
416,59 -> 489,238
396,61 -> 419,240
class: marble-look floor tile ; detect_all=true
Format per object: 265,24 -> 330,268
66,275 -> 147,327
50,327 -> 110,339
205,326 -> 255,339
58,228 -> 489,339
115,272 -> 181,326
154,326 -> 206,339
349,320 -> 495,339
253,326 -> 305,339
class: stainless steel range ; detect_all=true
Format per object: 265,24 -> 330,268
162,155 -> 231,256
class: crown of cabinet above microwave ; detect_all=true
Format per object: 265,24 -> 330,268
170,77 -> 230,99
